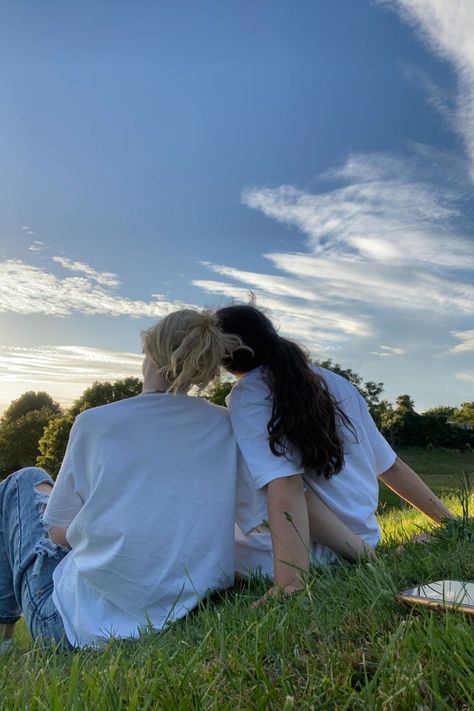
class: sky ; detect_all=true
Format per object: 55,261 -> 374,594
0,0 -> 473,414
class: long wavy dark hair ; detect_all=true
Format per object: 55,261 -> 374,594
216,305 -> 356,479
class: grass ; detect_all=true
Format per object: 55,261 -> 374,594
1,447 -> 474,710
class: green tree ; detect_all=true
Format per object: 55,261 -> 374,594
36,415 -> 75,478
0,392 -> 61,478
70,377 -> 142,416
452,402 -> 474,424
317,359 -> 385,423
36,378 -> 143,479
423,405 -> 456,419
2,391 -> 60,422
382,395 -> 425,446
201,381 -> 234,406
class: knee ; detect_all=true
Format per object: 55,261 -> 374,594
9,467 -> 53,489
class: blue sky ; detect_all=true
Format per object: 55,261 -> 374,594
0,0 -> 473,413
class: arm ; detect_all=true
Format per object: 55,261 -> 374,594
305,490 -> 374,560
378,456 -> 456,523
266,475 -> 310,592
48,526 -> 71,549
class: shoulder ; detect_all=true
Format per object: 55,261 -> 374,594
193,395 -> 230,420
227,368 -> 271,408
72,396 -> 141,429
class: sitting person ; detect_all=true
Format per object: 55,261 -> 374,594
0,309 -> 252,648
216,304 -> 456,600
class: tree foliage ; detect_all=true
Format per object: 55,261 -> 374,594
201,381 -> 234,407
36,415 -> 75,479
451,402 -> 474,424
0,393 -> 61,478
70,378 -> 142,416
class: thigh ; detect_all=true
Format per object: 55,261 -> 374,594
1,468 -> 70,642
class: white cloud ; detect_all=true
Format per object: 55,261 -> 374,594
0,345 -> 143,413
451,329 -> 474,353
52,256 -> 121,288
0,259 -> 190,319
370,345 -> 406,357
28,241 -> 46,252
383,0 -> 474,181
194,148 -> 473,358
456,371 -> 474,384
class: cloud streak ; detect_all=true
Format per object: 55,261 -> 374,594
0,345 -> 143,413
194,147 -> 473,358
0,259 -> 189,319
383,0 -> 474,182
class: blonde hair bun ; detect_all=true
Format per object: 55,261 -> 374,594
142,309 -> 245,393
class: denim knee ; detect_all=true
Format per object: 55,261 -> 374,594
10,467 -> 54,489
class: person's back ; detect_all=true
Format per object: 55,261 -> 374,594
231,364 -> 395,574
45,392 -> 238,646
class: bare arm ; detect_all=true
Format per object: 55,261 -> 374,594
305,490 -> 374,560
378,456 -> 456,523
266,475 -> 310,592
48,526 -> 71,549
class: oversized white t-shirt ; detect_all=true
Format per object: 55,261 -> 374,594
43,393 -> 254,647
228,366 -> 397,576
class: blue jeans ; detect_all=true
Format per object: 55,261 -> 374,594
0,467 -> 71,646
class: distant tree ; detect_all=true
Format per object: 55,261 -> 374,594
382,394 -> 424,446
452,402 -> 474,424
0,392 -> 61,478
395,394 -> 415,412
36,378 -> 143,479
201,381 -> 234,407
70,377 -> 142,416
36,415 -> 75,479
2,391 -> 60,423
423,406 -> 456,419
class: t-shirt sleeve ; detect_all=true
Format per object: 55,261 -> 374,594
235,446 -> 269,534
228,384 -> 303,490
356,392 -> 396,475
43,417 -> 86,528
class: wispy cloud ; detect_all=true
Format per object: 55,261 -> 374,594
0,259 -> 189,319
370,345 -> 405,357
451,330 -> 474,354
383,0 -> 474,181
0,345 -> 143,413
28,241 -> 46,253
194,147 -> 473,356
52,256 -> 121,288
456,371 -> 474,384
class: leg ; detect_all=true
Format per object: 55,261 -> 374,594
0,468 -> 70,645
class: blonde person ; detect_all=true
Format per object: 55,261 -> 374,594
216,305 -> 456,601
0,310 -> 256,649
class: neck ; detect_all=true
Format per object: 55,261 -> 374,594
142,373 -> 170,393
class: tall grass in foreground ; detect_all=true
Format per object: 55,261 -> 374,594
1,494 -> 473,710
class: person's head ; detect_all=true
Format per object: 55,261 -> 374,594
142,309 -> 244,393
216,304 -> 355,478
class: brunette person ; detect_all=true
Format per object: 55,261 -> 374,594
216,305 -> 455,601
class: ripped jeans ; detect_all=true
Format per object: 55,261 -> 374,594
0,467 -> 71,646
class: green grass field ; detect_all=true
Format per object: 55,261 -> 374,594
1,447 -> 474,710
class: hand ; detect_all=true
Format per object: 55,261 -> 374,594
251,583 -> 304,608
396,531 -> 433,553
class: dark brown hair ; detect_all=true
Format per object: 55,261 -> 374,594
216,305 -> 356,478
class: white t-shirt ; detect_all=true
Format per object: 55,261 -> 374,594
43,393 -> 253,647
228,366 -> 397,576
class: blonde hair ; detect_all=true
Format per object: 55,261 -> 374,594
142,309 -> 246,393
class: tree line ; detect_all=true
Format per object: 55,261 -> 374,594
1,361 -> 473,480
